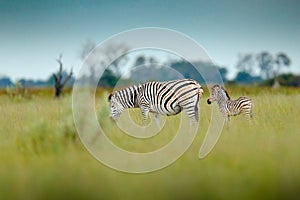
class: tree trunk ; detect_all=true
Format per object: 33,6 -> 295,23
55,85 -> 62,98
53,54 -> 73,98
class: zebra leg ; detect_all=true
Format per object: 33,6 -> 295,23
189,96 -> 200,127
250,103 -> 254,118
140,106 -> 150,126
242,104 -> 254,125
186,107 -> 199,127
194,105 -> 199,122
241,107 -> 253,121
224,115 -> 230,128
153,113 -> 161,128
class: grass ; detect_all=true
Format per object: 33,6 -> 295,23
0,87 -> 300,200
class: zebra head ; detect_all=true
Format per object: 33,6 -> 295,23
207,85 -> 229,104
108,93 -> 124,121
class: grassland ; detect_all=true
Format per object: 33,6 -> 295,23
0,87 -> 300,200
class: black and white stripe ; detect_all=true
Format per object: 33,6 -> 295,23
108,79 -> 204,125
207,85 -> 253,124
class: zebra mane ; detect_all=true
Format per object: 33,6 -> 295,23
108,93 -> 113,101
212,85 -> 231,100
221,86 -> 231,100
111,84 -> 140,107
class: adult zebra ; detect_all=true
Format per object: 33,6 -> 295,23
207,85 -> 253,125
108,79 -> 204,126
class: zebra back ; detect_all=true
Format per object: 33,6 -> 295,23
109,79 -> 204,123
137,79 -> 203,122
228,96 -> 253,117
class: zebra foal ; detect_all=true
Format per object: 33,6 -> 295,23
108,79 -> 204,126
207,85 -> 253,125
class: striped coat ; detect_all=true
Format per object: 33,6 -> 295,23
109,79 -> 204,125
207,85 -> 253,124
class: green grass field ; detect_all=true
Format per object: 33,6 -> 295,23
0,87 -> 300,200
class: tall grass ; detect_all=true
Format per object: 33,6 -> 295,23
0,87 -> 300,200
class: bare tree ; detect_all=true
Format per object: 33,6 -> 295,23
148,57 -> 158,66
79,39 -> 129,86
256,52 -> 273,80
80,39 -> 96,61
236,53 -> 254,74
134,55 -> 146,67
272,52 -> 291,89
53,54 -> 73,98
274,53 -> 291,77
100,43 -> 129,77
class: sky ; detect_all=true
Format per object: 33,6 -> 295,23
0,0 -> 299,81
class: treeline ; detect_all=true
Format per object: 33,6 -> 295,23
0,72 -> 75,88
230,52 -> 300,87
82,52 -> 300,88
1,43 -> 299,88
1,59 -> 299,88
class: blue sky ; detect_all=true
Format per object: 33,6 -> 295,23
0,0 -> 299,80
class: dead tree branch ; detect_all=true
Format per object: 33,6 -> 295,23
53,54 -> 73,98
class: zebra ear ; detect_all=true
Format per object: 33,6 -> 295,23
108,93 -> 113,101
221,86 -> 227,92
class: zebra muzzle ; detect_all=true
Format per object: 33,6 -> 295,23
207,98 -> 212,104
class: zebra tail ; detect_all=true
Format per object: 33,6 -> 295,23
194,81 -> 204,97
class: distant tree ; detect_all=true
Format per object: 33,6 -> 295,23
0,76 -> 13,87
79,39 -> 129,87
100,43 -> 129,77
80,39 -> 96,61
169,60 -> 227,84
234,53 -> 264,84
235,72 -> 252,84
256,52 -> 273,80
234,51 -> 293,86
134,55 -> 146,67
98,68 -> 119,87
275,53 -> 291,75
170,61 -> 203,82
272,53 -> 291,88
218,67 -> 228,82
235,71 -> 263,84
46,71 -> 74,87
46,75 -> 56,86
236,53 -> 254,75
148,57 -> 158,65
80,39 -> 98,85
53,54 -> 73,98
263,73 -> 300,87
